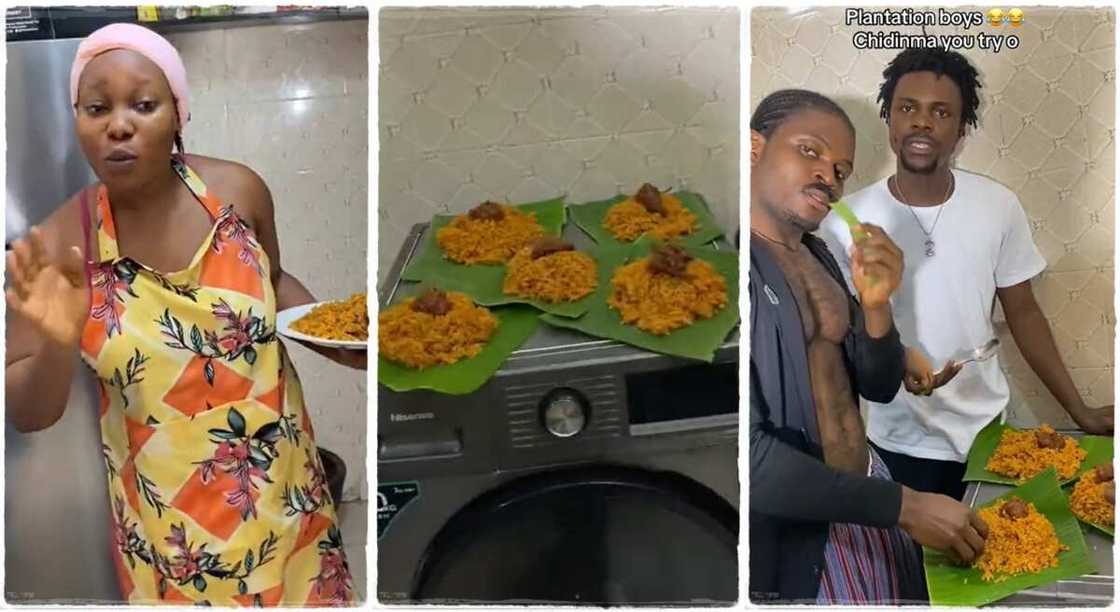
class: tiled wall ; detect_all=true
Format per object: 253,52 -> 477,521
379,6 -> 740,285
166,19 -> 369,499
752,6 -> 1115,426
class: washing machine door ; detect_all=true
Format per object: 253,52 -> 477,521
412,464 -> 738,605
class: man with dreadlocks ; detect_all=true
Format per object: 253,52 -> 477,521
748,88 -> 987,605
819,47 -> 1114,504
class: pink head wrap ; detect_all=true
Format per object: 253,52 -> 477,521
69,23 -> 190,129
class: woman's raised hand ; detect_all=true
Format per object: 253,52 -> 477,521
6,226 -> 90,348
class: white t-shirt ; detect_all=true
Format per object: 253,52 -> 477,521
817,168 -> 1047,462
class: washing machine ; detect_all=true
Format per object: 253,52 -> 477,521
376,223 -> 739,605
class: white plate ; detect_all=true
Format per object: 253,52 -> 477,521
276,302 -> 367,350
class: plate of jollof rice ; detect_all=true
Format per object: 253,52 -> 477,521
540,237 -> 738,362
377,288 -> 540,395
278,293 -> 368,349
923,468 -> 1096,606
964,418 -> 1112,486
570,190 -> 724,248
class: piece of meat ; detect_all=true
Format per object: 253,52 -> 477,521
1094,463 -> 1114,483
648,243 -> 693,278
1035,429 -> 1064,450
635,182 -> 666,215
999,499 -> 1029,520
468,201 -> 505,221
529,236 -> 575,259
411,288 -> 452,315
1104,480 -> 1115,506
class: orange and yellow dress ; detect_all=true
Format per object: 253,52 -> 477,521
78,157 -> 353,606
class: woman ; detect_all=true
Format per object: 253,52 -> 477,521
5,23 -> 360,605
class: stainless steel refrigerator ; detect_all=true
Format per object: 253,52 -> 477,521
6,37 -> 120,603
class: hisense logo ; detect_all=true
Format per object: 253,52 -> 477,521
390,412 -> 435,422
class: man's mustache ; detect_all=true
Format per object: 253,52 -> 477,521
805,182 -> 837,204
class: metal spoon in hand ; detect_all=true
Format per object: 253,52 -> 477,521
935,338 -> 1001,379
955,337 -> 1001,365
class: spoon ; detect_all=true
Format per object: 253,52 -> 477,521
933,338 -> 1000,382
953,337 -> 1001,366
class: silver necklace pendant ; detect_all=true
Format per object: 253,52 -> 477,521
893,174 -> 953,259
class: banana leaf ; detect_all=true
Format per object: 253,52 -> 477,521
398,197 -> 572,315
924,467 -> 1097,606
963,417 -> 1114,485
569,191 -> 724,248
377,304 -> 539,395
539,237 -> 739,362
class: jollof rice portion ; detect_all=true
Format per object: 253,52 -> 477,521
503,247 -> 597,303
378,291 -> 498,369
607,254 -> 727,335
603,193 -> 697,242
986,425 -> 1086,482
974,498 -> 1067,583
437,205 -> 544,264
1070,466 -> 1115,528
291,293 -> 368,341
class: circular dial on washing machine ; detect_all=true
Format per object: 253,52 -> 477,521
540,388 -> 589,438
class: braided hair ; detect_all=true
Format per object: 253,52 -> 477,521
750,89 -> 855,138
877,47 -> 982,129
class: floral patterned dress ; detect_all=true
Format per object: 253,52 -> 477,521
78,157 -> 353,606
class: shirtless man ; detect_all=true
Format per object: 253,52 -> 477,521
748,89 -> 987,604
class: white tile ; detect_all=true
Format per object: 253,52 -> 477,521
400,102 -> 452,151
648,78 -> 708,126
564,115 -> 606,140
1009,124 -> 1056,170
450,33 -> 504,84
224,21 -> 365,102
515,26 -> 568,76
509,176 -> 565,203
491,60 -> 545,111
503,114 -> 551,146
410,158 -> 468,206
526,91 -> 579,137
586,84 -> 641,134
594,137 -> 656,189
424,67 -> 478,118
682,38 -> 737,98
472,152 -> 525,196
385,37 -> 441,95
569,166 -> 622,202
167,29 -> 228,105
550,57 -> 604,111
462,94 -> 514,145
479,21 -> 532,51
